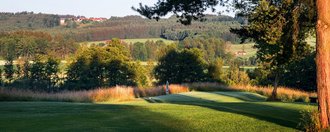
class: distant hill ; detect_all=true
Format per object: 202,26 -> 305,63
0,12 -> 60,31
0,12 -> 244,43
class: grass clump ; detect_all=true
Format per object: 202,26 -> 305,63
135,84 -> 189,97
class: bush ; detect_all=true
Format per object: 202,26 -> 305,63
298,108 -> 321,132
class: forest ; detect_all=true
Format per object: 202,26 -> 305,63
0,12 -> 242,43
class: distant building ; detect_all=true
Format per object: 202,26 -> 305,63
89,17 -> 107,22
60,18 -> 66,25
236,51 -> 247,56
59,16 -> 107,26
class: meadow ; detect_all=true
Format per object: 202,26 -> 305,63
0,91 -> 316,131
81,38 -> 176,46
228,43 -> 257,58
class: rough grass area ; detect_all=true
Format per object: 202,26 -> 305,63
0,85 -> 189,102
185,83 -> 316,102
0,91 -> 316,131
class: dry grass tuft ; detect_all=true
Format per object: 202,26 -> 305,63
0,82 -> 315,103
230,84 -> 315,102
134,84 -> 189,98
0,86 -> 135,102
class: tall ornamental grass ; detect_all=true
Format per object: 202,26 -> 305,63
0,84 -> 189,102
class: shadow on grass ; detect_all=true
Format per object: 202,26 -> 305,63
213,92 -> 267,102
149,93 -> 305,130
0,102 -> 187,131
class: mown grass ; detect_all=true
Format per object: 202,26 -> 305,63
0,91 -> 316,131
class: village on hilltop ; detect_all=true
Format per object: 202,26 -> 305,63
59,16 -> 107,25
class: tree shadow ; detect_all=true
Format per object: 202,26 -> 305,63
148,93 -> 307,130
0,102 -> 188,131
212,92 -> 267,102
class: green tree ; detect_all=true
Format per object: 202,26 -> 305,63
87,53 -> 105,88
45,57 -> 60,91
106,59 -> 136,86
132,42 -> 148,61
4,60 -> 14,82
65,38 -> 140,89
224,63 -> 250,85
65,56 -> 89,90
29,57 -> 46,90
154,48 -> 208,84
208,58 -> 224,83
231,0 -> 314,99
281,52 -> 316,91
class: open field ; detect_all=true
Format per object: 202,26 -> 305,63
124,38 -> 176,44
0,91 -> 316,131
228,43 -> 257,58
81,38 -> 177,46
228,36 -> 316,59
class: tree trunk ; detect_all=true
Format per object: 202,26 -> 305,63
271,73 -> 279,100
316,0 -> 330,129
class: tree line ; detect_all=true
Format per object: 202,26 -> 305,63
0,12 -> 243,43
0,36 -> 316,92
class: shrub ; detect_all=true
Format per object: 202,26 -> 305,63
298,108 -> 321,132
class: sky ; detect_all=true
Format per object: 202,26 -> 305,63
0,0 -> 233,18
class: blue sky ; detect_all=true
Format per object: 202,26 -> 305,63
0,0 -> 233,18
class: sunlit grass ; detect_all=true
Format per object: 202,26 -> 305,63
0,91 -> 316,131
185,82 -> 315,102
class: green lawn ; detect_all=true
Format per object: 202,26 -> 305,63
0,91 -> 316,131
